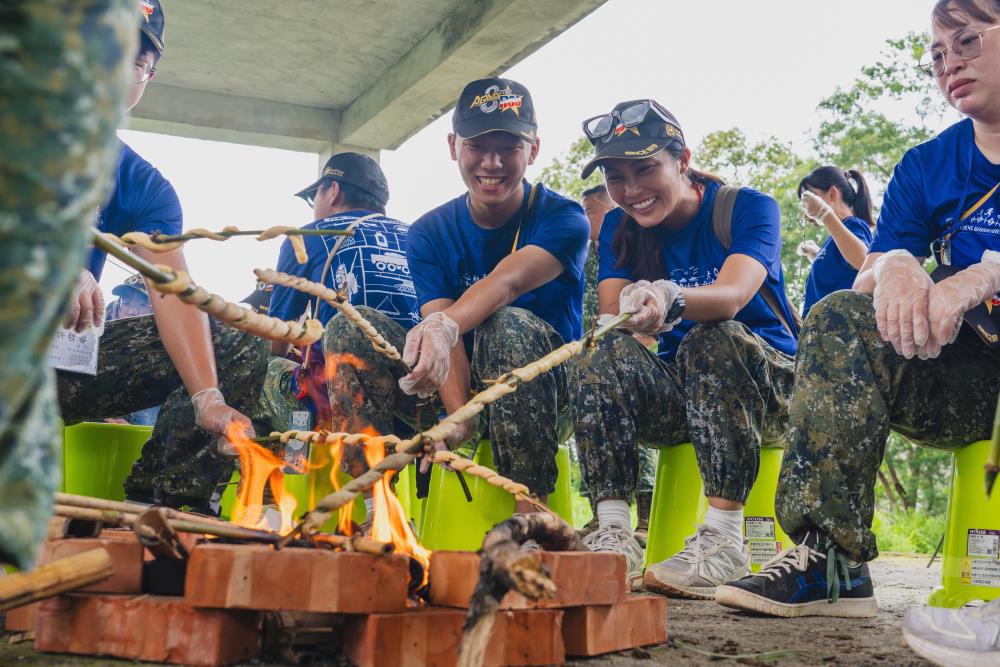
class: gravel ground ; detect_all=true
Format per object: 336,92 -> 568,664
0,553 -> 942,666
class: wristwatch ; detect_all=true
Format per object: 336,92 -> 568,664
665,291 -> 686,324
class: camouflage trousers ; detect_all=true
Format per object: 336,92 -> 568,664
0,0 -> 135,568
776,291 -> 1000,563
57,315 -> 269,509
577,444 -> 657,498
296,305 -> 572,496
571,321 -> 794,503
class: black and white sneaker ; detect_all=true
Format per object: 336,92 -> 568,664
715,532 -> 877,618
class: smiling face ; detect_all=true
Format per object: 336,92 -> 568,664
601,148 -> 692,229
449,130 -> 539,208
930,2 -> 1000,121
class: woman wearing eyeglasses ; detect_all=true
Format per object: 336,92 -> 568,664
716,0 -> 1000,634
571,100 -> 798,595
797,166 -> 875,318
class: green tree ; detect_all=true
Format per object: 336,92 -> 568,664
814,32 -> 956,183
536,135 -> 603,201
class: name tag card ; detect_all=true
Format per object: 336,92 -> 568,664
48,327 -> 101,376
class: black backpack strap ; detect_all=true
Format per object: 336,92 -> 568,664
710,185 -> 800,339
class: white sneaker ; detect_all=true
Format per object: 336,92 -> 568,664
903,598 -> 1000,667
582,524 -> 644,591
643,524 -> 750,599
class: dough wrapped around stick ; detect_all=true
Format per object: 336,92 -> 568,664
254,268 -> 403,361
153,266 -> 323,345
106,224 -> 313,263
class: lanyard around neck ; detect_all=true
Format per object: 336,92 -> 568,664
465,183 -> 538,255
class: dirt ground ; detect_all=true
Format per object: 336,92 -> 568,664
0,553 -> 941,666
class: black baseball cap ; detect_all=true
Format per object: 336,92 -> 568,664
294,152 -> 390,209
580,100 -> 685,179
241,280 -> 273,315
139,0 -> 165,55
453,78 -> 538,142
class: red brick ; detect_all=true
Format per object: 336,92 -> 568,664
40,535 -> 144,594
562,594 -> 668,656
184,543 -> 409,613
3,602 -> 36,631
429,550 -> 626,609
34,594 -> 260,666
343,606 -> 564,667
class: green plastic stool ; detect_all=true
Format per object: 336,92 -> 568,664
644,444 -> 707,568
743,447 -> 792,571
62,422 -> 151,501
219,447 -> 366,530
394,463 -> 424,532
644,443 -> 790,572
419,441 -> 514,551
548,445 -> 574,524
928,441 -> 999,608
417,442 -> 575,551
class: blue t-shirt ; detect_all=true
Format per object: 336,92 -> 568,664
268,211 -> 419,331
407,181 -> 589,346
88,142 -> 183,280
598,181 -> 798,361
802,216 -> 873,317
873,118 -> 1000,269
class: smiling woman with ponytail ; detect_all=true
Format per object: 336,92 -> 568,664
796,166 -> 876,317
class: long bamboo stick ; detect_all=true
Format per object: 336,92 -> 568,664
0,548 -> 113,611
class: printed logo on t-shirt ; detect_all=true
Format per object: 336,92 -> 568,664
669,266 -> 720,289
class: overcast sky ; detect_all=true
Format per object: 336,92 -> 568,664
108,0 -> 946,303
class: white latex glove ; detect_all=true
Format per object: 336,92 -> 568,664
398,311 -> 460,398
927,250 -> 1000,347
191,387 -> 255,438
65,270 -> 105,333
418,417 -> 476,474
796,240 -> 821,263
619,279 -> 683,336
800,191 -> 834,227
872,250 -> 934,359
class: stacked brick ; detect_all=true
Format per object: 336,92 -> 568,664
4,536 -> 668,666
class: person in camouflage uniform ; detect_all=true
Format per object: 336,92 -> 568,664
397,78 -> 588,510
571,100 -> 799,592
51,0 -> 269,513
577,183 -> 657,543
717,2 -> 1000,631
0,0 -> 137,568
59,317 -> 267,509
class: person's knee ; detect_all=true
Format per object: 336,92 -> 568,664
324,309 -> 376,354
803,290 -> 872,336
678,320 -> 743,363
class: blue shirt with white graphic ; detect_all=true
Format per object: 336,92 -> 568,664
268,211 -> 419,330
802,216 -> 873,317
873,118 -> 1000,269
407,180 -> 589,347
598,180 -> 798,361
88,142 -> 183,280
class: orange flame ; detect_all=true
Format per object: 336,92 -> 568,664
225,422 -> 298,535
364,431 -> 431,586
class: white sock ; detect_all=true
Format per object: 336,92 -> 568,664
364,497 -> 375,519
704,505 -> 744,545
596,499 -> 631,529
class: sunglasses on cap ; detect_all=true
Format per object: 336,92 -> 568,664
582,100 -> 682,144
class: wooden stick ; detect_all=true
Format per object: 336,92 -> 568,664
459,512 -> 584,667
154,227 -> 353,243
0,548 -> 113,611
54,492 -> 234,530
50,503 -> 393,554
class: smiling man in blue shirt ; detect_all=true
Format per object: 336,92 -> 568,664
400,78 -> 590,511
